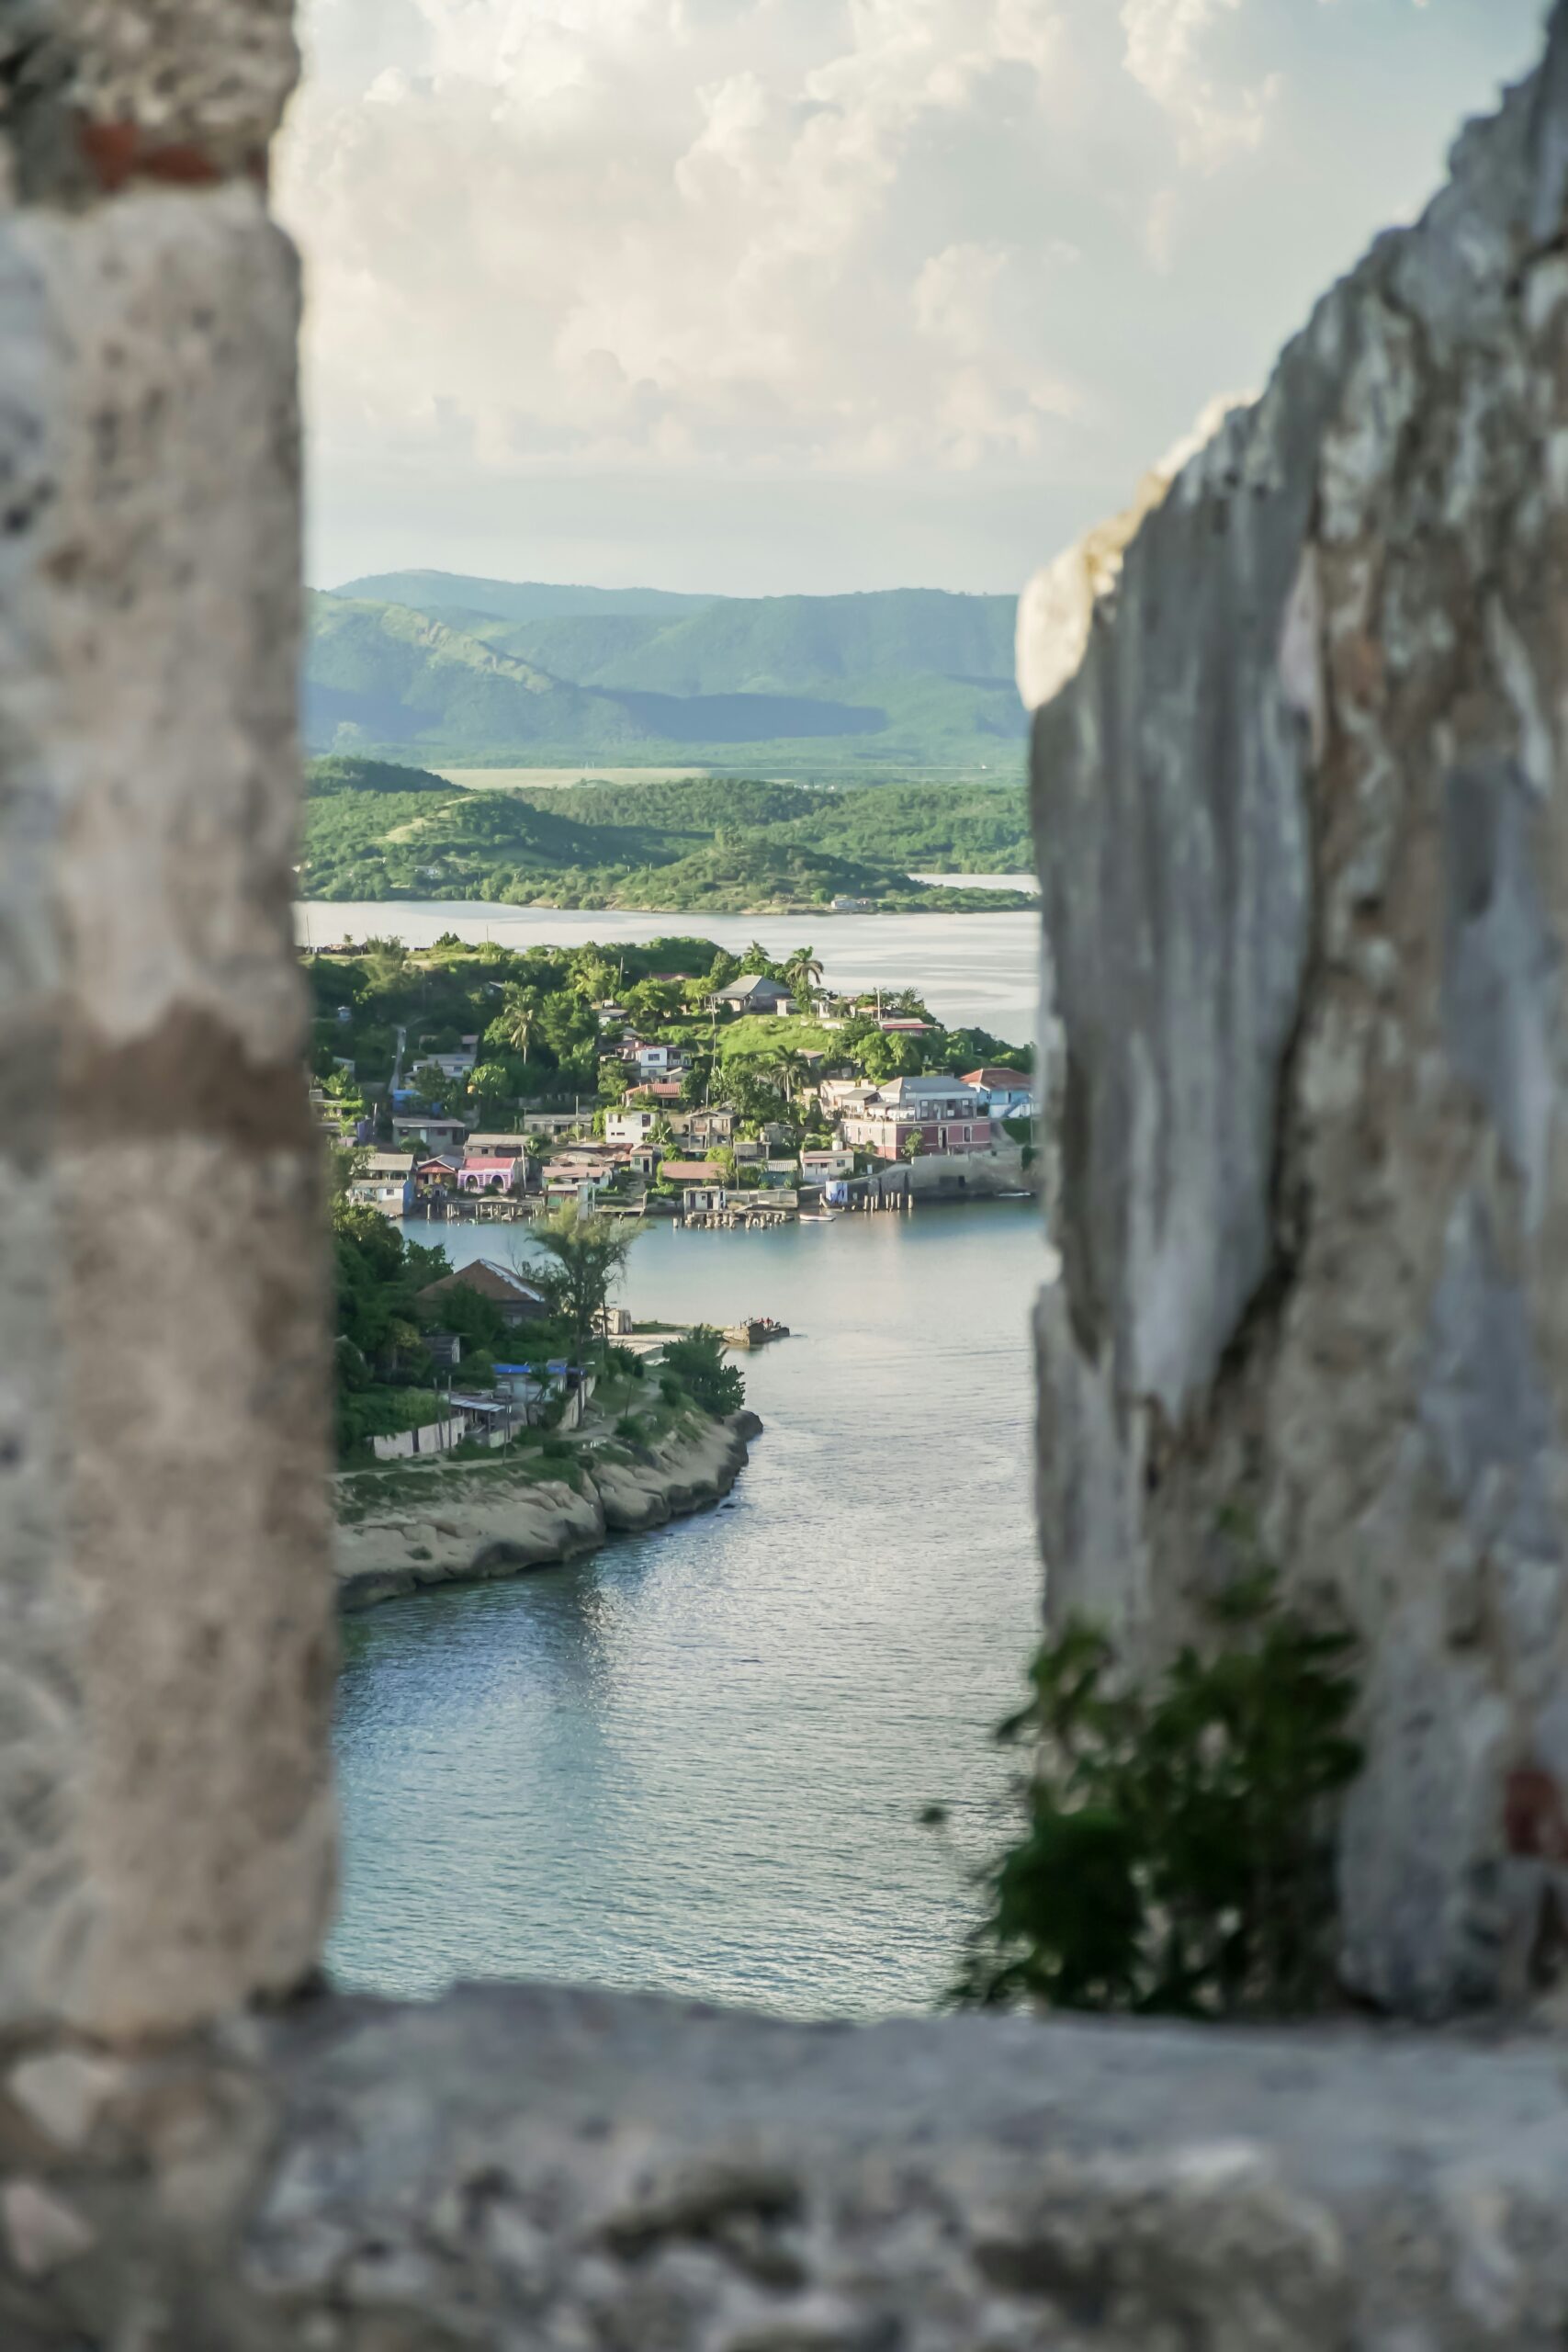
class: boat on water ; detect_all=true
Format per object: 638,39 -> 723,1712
723,1317 -> 791,1348
797,1211 -> 839,1224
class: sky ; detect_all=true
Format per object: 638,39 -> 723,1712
278,0 -> 1548,599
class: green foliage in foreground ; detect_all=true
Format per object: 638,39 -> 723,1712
946,1573 -> 1361,2019
659,1328 -> 746,1420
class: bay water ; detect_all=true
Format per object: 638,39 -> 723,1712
324,901 -> 1046,2018
332,1204 -> 1044,2017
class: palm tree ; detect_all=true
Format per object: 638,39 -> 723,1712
766,1046 -> 809,1105
784,945 -> 824,1001
500,983 -> 539,1061
740,940 -> 780,980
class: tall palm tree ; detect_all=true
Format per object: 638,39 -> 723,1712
501,984 -> 539,1061
784,945 -> 824,1000
766,1046 -> 809,1105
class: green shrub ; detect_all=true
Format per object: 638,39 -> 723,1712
947,1572 -> 1360,2019
540,1435 -> 575,1462
615,1413 -> 646,1442
659,1328 -> 745,1419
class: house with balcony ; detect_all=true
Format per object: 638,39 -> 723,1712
840,1075 -> 991,1161
628,1040 -> 687,1080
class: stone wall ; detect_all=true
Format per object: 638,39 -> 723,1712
0,0 -> 335,2040
1030,9 -> 1568,2017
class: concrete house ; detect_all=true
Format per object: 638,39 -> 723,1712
840,1076 -> 991,1161
707,974 -> 795,1016
391,1114 -> 468,1152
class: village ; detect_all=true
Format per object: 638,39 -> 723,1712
312,950 -> 1038,1231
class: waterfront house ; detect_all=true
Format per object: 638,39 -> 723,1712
347,1150 -> 417,1218
764,1158 -> 799,1184
706,974 -> 795,1016
660,1159 -> 723,1216
840,1075 -> 991,1161
801,1146 -> 855,1181
414,1260 -> 550,1328
457,1154 -> 526,1195
962,1068 -> 1034,1120
661,1159 -> 723,1188
414,1154 -> 462,1195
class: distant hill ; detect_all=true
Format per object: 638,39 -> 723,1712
299,760 -> 1033,914
335,571 -> 708,623
306,573 -> 1025,778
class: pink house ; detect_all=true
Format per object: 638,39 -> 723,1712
458,1154 -> 525,1195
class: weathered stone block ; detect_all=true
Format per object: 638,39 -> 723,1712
1031,10 -> 1568,2015
0,163 -> 333,2023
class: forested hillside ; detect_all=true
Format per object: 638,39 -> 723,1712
307,572 -> 1026,777
299,758 -> 1033,914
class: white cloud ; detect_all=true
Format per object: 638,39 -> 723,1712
1120,0 -> 1280,166
278,0 -> 1546,590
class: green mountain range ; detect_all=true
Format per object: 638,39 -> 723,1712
305,571 -> 1025,779
300,758 -> 1035,915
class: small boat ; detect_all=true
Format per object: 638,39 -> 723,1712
797,1210 -> 839,1224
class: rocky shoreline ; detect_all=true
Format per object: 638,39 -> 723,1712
334,1409 -> 764,1610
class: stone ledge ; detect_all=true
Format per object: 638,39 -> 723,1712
6,1986 -> 1568,2346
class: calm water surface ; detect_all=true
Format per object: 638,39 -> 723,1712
331,1204 -> 1044,2018
297,899 -> 1039,1042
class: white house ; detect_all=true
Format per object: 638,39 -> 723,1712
605,1106 -> 658,1146
962,1068 -> 1034,1121
801,1146 -> 855,1181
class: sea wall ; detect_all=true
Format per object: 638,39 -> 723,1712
334,1411 -> 763,1609
1029,7 -> 1568,2017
